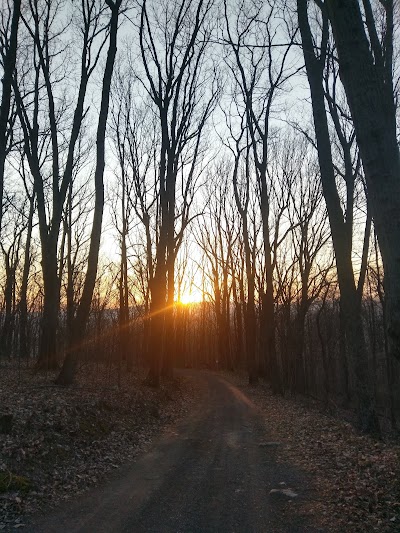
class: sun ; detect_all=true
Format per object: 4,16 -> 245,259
178,288 -> 203,305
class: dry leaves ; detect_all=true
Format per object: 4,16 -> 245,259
0,364 -> 193,530
2,366 -> 399,532
234,375 -> 400,533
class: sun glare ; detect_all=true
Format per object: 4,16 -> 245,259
179,289 -> 203,305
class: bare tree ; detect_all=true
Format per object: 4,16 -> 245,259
56,0 -> 123,385
325,0 -> 400,365
109,64 -> 160,372
223,0 -> 299,393
225,112 -> 258,383
138,0 -> 218,386
285,140 -> 331,394
297,0 -> 378,432
0,0 -> 20,234
12,0 -> 114,369
194,169 -> 238,370
0,197 -> 24,356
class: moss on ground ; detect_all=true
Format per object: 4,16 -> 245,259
0,471 -> 32,493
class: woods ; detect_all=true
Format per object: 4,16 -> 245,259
0,0 -> 400,435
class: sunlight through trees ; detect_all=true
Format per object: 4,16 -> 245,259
0,0 -> 399,433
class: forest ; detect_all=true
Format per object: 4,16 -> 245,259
0,0 -> 400,432
2,0 -> 400,530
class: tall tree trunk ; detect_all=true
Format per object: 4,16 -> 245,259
146,268 -> 167,387
0,0 -> 21,234
258,166 -> 282,393
233,146 -> 258,383
231,267 -> 243,370
119,190 -> 131,372
294,301 -> 307,395
161,250 -> 175,378
146,156 -> 168,386
56,0 -> 122,385
1,252 -> 15,357
297,0 -> 378,432
243,224 -> 257,384
222,263 -> 231,369
326,0 -> 400,364
161,155 -> 177,379
37,236 -> 60,369
214,282 -> 224,368
119,232 -> 130,371
317,289 -> 330,404
19,194 -> 34,359
338,303 -> 350,404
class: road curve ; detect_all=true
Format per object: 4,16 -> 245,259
29,371 -> 321,532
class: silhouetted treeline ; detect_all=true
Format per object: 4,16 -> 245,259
0,0 -> 399,434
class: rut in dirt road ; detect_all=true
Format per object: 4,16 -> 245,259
29,372 -> 321,533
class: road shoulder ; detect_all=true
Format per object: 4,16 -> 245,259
222,372 -> 400,533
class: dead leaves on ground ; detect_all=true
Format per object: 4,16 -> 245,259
0,364 -> 192,530
2,366 -> 399,532
238,378 -> 400,533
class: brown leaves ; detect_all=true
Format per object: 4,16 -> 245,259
0,365 -> 192,529
238,377 -> 400,532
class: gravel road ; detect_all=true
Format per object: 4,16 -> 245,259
29,371 -> 321,532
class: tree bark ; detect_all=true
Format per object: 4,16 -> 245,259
297,0 -> 378,432
326,0 -> 400,364
56,0 -> 122,385
0,0 -> 21,234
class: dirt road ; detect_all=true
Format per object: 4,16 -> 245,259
29,372 -> 321,532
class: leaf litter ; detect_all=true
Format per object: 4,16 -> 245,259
0,364 -> 196,530
229,373 -> 400,533
2,366 -> 399,532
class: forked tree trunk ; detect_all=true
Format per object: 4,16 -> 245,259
297,0 -> 378,432
326,0 -> 400,364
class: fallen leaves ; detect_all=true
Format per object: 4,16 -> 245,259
0,364 -> 194,530
232,374 -> 400,533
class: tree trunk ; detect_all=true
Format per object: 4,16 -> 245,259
258,196 -> 280,392
65,182 -> 74,341
37,237 -> 60,370
294,304 -> 307,395
161,250 -> 175,379
326,0 -> 400,364
1,255 -> 15,357
242,220 -> 258,384
56,0 -> 122,385
0,0 -> 21,234
231,270 -> 244,370
146,269 -> 166,387
19,194 -> 34,359
297,0 -> 378,432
